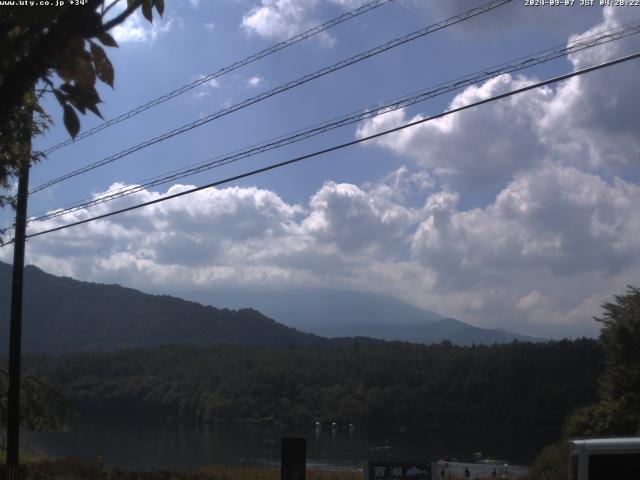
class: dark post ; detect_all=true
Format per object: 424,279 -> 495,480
5,109 -> 32,480
281,437 -> 306,480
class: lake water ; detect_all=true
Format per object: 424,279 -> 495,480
25,416 -> 552,475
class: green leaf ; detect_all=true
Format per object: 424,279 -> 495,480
67,97 -> 86,115
141,0 -> 153,23
24,90 -> 37,107
59,83 -> 74,94
63,104 -> 80,139
77,50 -> 97,87
60,83 -> 103,119
56,60 -> 74,83
68,35 -> 85,53
97,32 -> 118,48
53,89 -> 66,105
55,41 -> 95,88
60,49 -> 95,88
90,43 -> 114,88
84,85 -> 103,105
86,103 -> 103,119
33,103 -> 45,116
155,0 -> 164,16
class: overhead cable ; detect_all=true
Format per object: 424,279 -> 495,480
29,0 -> 514,196
6,50 -> 637,244
27,20 -> 640,224
41,0 -> 398,155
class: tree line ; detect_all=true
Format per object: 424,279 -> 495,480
23,338 -> 602,431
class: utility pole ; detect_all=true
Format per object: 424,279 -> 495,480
5,106 -> 32,480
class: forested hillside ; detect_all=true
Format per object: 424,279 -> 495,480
0,263 -> 325,352
0,263 -> 542,349
25,338 -> 602,431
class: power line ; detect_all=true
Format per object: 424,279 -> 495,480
9,50 -> 638,244
28,0 -> 514,196
41,0 -> 397,155
26,20 -> 640,224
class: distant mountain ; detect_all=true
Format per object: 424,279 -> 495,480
183,288 -> 545,345
0,263 -> 326,353
288,318 -> 542,345
395,317 -> 545,345
181,287 -> 442,331
0,262 -> 544,352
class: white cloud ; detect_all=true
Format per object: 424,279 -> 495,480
241,0 -> 366,45
330,0 -> 367,7
190,74 -> 220,98
7,159 -> 639,340
242,0 -> 320,41
542,7 -> 640,176
362,166 -> 435,203
411,165 -> 640,279
356,8 -> 640,189
517,290 -> 544,311
356,74 -> 552,189
111,10 -> 180,44
301,180 -> 418,256
246,76 -> 263,87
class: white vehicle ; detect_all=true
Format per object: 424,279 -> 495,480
569,437 -> 640,479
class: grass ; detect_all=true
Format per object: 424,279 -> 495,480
0,457 -> 526,480
0,450 -> 48,465
0,458 -> 362,480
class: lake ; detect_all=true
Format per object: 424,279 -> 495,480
25,416 -> 553,474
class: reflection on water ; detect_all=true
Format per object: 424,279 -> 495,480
26,416 -> 553,472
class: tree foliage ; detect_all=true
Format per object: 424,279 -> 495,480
0,367 -> 73,435
0,97 -> 47,212
25,339 -> 602,431
565,286 -> 640,437
0,0 -> 165,195
528,440 -> 569,480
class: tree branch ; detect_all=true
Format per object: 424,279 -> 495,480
102,0 -> 142,32
101,0 -> 123,18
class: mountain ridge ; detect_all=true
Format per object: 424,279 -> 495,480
0,262 -> 326,353
0,262 -> 544,352
181,288 -> 544,344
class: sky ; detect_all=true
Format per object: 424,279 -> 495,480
2,0 -> 640,338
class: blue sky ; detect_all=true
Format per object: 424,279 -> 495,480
3,0 -> 640,338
